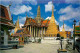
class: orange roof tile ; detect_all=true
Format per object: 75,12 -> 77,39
42,20 -> 50,24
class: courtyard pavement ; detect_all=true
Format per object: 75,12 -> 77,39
0,43 -> 61,53
0,43 -> 79,53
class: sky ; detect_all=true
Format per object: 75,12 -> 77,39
0,0 -> 80,32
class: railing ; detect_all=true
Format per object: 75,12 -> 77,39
8,40 -> 19,45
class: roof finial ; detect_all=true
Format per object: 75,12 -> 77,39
62,18 -> 65,31
26,10 -> 27,16
63,20 -> 64,28
9,1 -> 12,7
17,16 -> 20,28
52,0 -> 54,16
37,5 -> 41,17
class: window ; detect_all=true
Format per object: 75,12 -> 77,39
0,8 -> 6,17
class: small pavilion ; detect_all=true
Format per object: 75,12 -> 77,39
0,5 -> 15,48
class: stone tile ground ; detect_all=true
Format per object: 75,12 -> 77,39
0,43 -> 61,53
0,43 -> 79,53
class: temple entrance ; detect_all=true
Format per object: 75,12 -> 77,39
19,35 -> 24,45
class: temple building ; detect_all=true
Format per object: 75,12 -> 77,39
22,5 -> 59,40
13,27 -> 30,45
12,17 -> 30,44
14,5 -> 71,40
0,5 -> 14,48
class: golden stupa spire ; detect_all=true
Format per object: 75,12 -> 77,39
17,16 -> 20,28
35,5 -> 41,24
62,20 -> 65,32
61,20 -> 67,38
14,16 -> 20,33
45,4 -> 58,36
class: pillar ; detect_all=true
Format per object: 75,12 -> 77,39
0,32 -> 1,45
43,27 -> 45,39
42,27 -> 43,38
28,26 -> 29,31
36,27 -> 38,37
39,27 -> 40,37
30,26 -> 31,36
34,27 -> 35,40
4,30 -> 8,45
32,26 -> 33,37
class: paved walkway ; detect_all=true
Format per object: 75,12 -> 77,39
0,43 -> 78,53
0,43 -> 61,53
67,44 -> 79,53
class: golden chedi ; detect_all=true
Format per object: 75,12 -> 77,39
45,5 -> 58,37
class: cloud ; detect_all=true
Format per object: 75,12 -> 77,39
19,16 -> 26,24
24,0 -> 37,5
20,23 -> 24,28
60,24 -> 73,31
76,21 -> 80,26
45,1 -> 56,12
45,16 -> 59,25
1,0 -> 22,5
11,5 -> 33,15
65,0 -> 80,4
59,5 -> 80,21
1,0 -> 37,5
19,16 -> 26,28
14,16 -> 26,28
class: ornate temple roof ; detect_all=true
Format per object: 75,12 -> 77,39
0,5 -> 14,29
13,27 -> 30,37
23,5 -> 59,31
24,17 -> 50,27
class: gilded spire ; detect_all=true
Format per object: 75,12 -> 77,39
35,5 -> 42,24
63,20 -> 64,28
61,20 -> 67,38
62,20 -> 65,32
14,16 -> 20,33
45,3 -> 58,36
17,16 -> 20,28
37,5 -> 41,17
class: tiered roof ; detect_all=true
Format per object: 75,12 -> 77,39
0,5 -> 14,29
